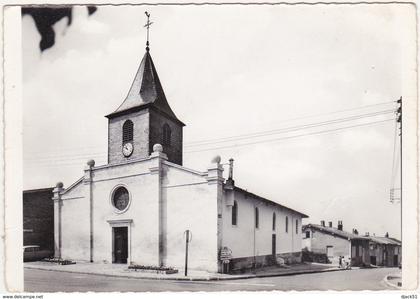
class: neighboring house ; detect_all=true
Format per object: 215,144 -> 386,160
23,187 -> 54,251
302,221 -> 370,267
368,234 -> 401,267
52,43 -> 308,273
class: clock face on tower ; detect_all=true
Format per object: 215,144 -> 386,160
122,142 -> 133,157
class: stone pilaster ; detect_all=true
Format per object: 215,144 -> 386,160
52,182 -> 64,259
206,155 -> 225,273
84,159 -> 95,262
149,144 -> 168,267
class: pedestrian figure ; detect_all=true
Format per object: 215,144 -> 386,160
338,256 -> 343,269
345,257 -> 352,270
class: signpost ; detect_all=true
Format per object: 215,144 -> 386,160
184,230 -> 192,276
220,246 -> 232,273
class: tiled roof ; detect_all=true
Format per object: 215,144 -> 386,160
232,186 -> 309,218
106,50 -> 182,124
369,236 -> 401,245
303,223 -> 369,240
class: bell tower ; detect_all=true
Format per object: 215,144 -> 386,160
105,13 -> 185,165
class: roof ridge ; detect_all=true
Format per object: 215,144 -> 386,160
306,223 -> 368,240
232,185 -> 308,218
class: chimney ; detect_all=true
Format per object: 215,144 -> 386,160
328,221 -> 332,228
365,232 -> 370,237
225,158 -> 235,190
228,158 -> 234,180
337,220 -> 343,231
352,228 -> 359,235
320,220 -> 325,227
385,232 -> 389,238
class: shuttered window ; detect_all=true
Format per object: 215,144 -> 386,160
162,124 -> 171,146
122,120 -> 134,144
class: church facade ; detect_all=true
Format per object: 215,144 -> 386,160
52,45 -> 308,273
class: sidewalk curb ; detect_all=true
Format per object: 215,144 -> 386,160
383,274 -> 401,289
252,267 -> 342,279
24,265 -> 341,281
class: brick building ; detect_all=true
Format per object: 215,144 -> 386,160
52,44 -> 308,273
23,187 -> 54,251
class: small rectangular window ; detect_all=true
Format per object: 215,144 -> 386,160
305,231 -> 310,238
232,201 -> 238,226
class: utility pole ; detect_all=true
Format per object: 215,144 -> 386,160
184,230 -> 192,276
396,97 -> 402,246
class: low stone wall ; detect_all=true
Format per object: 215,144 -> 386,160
228,252 -> 302,274
278,252 -> 302,264
302,250 -> 329,263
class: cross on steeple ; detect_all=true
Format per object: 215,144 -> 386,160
144,11 -> 153,51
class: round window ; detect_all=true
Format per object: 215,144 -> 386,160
112,187 -> 130,211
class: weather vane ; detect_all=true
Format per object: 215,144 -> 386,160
144,11 -> 153,51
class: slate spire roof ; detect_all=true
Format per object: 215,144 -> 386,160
106,48 -> 182,124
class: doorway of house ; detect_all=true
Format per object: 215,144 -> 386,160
383,251 -> 388,266
370,256 -> 377,265
113,227 -> 128,264
393,255 -> 398,266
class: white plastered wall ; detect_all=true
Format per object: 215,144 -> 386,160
222,189 -> 303,259
90,159 -> 159,265
163,165 -> 219,272
60,180 -> 90,261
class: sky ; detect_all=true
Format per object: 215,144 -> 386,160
22,4 -> 412,239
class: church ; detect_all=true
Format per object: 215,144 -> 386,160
52,28 -> 308,274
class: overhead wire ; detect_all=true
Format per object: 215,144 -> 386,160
24,100 -> 396,157
185,109 -> 396,147
186,100 -> 396,147
185,118 -> 396,154
24,103 -> 398,166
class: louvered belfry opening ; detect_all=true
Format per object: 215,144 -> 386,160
162,123 -> 171,146
122,120 -> 134,144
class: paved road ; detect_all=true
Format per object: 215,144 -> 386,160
24,267 -> 398,292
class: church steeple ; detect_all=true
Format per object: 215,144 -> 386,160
106,50 -> 182,123
105,12 -> 184,166
106,11 -> 182,124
